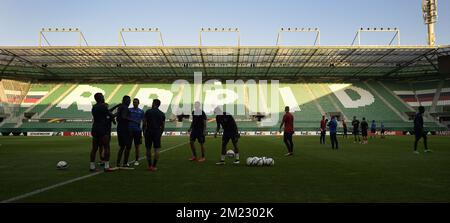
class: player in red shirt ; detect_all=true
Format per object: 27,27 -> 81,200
279,106 -> 294,156
320,116 -> 327,144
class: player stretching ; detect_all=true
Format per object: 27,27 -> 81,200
279,106 -> 294,156
143,99 -> 165,171
214,107 -> 240,165
90,93 -> 120,172
129,98 -> 145,166
328,116 -> 338,150
413,106 -> 432,154
188,101 -> 207,162
351,116 -> 361,143
320,116 -> 327,144
361,117 -> 368,144
116,96 -> 137,169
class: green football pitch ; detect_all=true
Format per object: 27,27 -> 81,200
0,135 -> 449,203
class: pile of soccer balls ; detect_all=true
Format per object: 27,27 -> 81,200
246,157 -> 275,167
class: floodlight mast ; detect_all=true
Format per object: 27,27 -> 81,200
351,28 -> 401,46
276,28 -> 320,46
118,28 -> 164,46
199,28 -> 240,47
39,28 -> 88,47
422,0 -> 438,46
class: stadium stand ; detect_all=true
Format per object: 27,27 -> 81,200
1,80 -> 446,133
1,45 -> 448,133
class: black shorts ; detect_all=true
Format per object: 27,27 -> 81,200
284,132 -> 293,142
130,130 -> 142,145
91,132 -> 108,146
91,131 -> 106,140
415,131 -> 426,140
145,131 -> 162,149
91,126 -> 106,139
222,132 -> 239,147
117,128 -> 132,148
190,131 -> 205,144
362,130 -> 368,137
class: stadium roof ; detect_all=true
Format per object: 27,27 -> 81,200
1,45 -> 449,81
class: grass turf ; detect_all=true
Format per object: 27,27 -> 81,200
0,135 -> 449,202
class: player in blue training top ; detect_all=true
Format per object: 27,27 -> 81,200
327,116 -> 338,150
370,120 -> 376,139
129,98 -> 145,166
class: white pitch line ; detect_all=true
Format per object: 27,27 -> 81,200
1,141 -> 188,203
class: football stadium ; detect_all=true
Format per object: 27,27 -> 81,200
1,0 -> 450,205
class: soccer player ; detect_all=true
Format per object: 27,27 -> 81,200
116,95 -> 137,168
342,119 -> 348,138
380,121 -> 386,139
352,116 -> 361,143
188,101 -> 207,162
129,98 -> 145,166
320,116 -> 327,144
279,106 -> 294,156
143,99 -> 166,171
413,106 -> 432,154
214,107 -> 240,165
328,116 -> 338,150
361,117 -> 368,144
90,93 -> 120,172
370,120 -> 376,139
98,102 -> 117,166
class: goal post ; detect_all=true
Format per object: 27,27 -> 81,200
0,79 -> 31,123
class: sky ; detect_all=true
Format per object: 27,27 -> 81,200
0,0 -> 449,46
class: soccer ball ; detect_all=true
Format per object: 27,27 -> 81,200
265,158 -> 274,166
56,161 -> 68,170
226,150 -> 235,158
246,157 -> 254,166
261,157 -> 267,164
257,158 -> 264,166
250,157 -> 260,166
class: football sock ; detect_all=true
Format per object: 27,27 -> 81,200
235,153 -> 239,161
152,159 -> 158,167
90,162 -> 95,170
104,161 -> 110,169
220,155 -> 225,162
